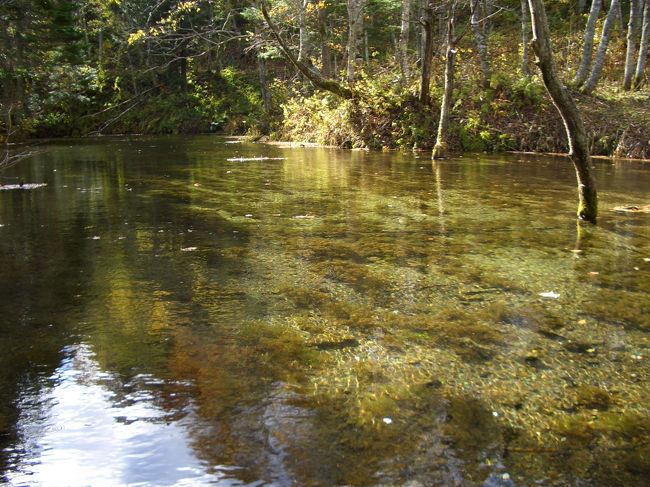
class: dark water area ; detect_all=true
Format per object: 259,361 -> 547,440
0,136 -> 648,486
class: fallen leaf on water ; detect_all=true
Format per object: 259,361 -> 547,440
588,271 -> 599,276
181,247 -> 198,252
539,291 -> 560,299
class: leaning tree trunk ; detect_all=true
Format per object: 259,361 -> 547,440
574,0 -> 602,87
419,1 -> 435,104
582,0 -> 620,94
432,2 -> 456,160
397,0 -> 411,82
623,0 -> 642,90
520,0 -> 531,76
346,0 -> 367,83
578,0 -> 587,13
527,0 -> 598,223
634,0 -> 650,88
470,0 -> 490,86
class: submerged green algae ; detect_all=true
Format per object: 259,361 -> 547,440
1,138 -> 649,486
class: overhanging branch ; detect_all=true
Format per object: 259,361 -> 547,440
259,1 -> 353,99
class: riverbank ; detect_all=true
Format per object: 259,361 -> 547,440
274,77 -> 650,160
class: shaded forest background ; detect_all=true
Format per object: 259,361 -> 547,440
1,0 -> 649,158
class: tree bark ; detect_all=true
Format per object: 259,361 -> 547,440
624,0 -> 642,90
398,0 -> 411,82
634,0 -> 650,88
527,0 -> 598,223
574,0 -> 602,87
419,1 -> 435,105
470,0 -> 490,86
346,0 -> 367,83
582,0 -> 620,94
318,4 -> 332,78
432,1 -> 456,160
297,0 -> 309,62
520,0 -> 531,76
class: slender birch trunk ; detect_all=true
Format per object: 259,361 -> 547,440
470,0 -> 490,86
624,0 -> 642,90
634,0 -> 650,88
398,0 -> 411,82
521,0 -> 531,76
432,1 -> 456,160
582,0 -> 620,94
574,0 -> 602,86
527,0 -> 598,223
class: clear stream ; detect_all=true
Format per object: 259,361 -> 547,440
0,136 -> 648,486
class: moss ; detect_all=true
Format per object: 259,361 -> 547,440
574,385 -> 613,411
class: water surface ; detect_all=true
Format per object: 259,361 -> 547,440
0,136 -> 648,486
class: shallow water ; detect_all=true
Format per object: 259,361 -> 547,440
0,136 -> 648,486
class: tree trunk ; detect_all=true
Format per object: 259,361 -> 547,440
432,1 -> 456,160
582,0 -> 620,94
258,54 -> 271,133
297,0 -> 309,62
346,0 -> 367,83
527,0 -> 598,223
470,0 -> 490,86
398,0 -> 411,82
521,0 -> 531,76
419,1 -> 435,104
612,0 -> 624,33
318,4 -> 332,78
634,0 -> 650,88
574,0 -> 602,87
624,0 -> 642,90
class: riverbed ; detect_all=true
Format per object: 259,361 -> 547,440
1,136 -> 648,486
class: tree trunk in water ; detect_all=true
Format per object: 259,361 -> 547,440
527,0 -> 598,223
624,0 -> 642,90
574,0 -> 602,86
432,2 -> 456,160
346,0 -> 367,83
634,0 -> 650,88
582,0 -> 620,94
297,0 -> 309,62
398,0 -> 411,82
470,0 -> 490,86
520,0 -> 531,76
318,4 -> 332,78
419,1 -> 435,105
